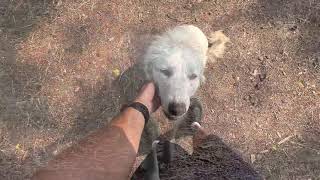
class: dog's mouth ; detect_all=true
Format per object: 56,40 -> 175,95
163,110 -> 184,121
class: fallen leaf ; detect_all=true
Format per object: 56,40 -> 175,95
15,144 -> 21,150
112,69 -> 120,77
297,81 -> 305,88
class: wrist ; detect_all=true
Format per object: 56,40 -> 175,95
123,107 -> 145,124
133,99 -> 152,113
121,102 -> 150,124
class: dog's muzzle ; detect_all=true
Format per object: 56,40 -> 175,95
163,110 -> 186,121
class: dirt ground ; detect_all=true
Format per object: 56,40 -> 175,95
0,0 -> 319,179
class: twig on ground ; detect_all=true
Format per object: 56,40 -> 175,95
277,135 -> 294,145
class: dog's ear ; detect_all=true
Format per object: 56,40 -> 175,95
207,30 -> 230,63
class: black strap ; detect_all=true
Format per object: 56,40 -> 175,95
121,102 -> 149,124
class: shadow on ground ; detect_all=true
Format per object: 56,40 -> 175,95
43,63 -> 161,157
0,1 -> 60,179
133,135 -> 263,180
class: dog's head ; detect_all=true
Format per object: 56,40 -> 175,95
143,25 -> 229,120
150,48 -> 203,120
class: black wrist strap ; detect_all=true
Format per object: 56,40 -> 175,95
121,102 -> 149,124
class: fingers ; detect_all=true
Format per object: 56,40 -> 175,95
139,82 -> 156,100
135,82 -> 161,113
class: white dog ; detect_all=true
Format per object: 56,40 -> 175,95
143,25 -> 229,120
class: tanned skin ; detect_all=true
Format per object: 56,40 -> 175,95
32,83 -> 160,180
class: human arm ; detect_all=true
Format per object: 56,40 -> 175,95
32,82 -> 159,180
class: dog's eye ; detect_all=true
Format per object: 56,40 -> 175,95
189,74 -> 198,80
160,69 -> 172,77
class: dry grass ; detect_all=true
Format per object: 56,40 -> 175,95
0,0 -> 319,179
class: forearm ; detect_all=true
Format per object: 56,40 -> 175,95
111,107 -> 145,153
32,108 -> 145,180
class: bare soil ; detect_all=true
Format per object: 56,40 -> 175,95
0,0 -> 319,179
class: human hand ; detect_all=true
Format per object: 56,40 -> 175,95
134,82 -> 161,113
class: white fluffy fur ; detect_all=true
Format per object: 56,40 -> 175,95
143,25 -> 228,118
143,25 -> 208,80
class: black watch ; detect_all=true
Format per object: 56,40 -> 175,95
121,102 -> 150,124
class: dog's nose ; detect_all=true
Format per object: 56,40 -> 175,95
168,102 -> 186,116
